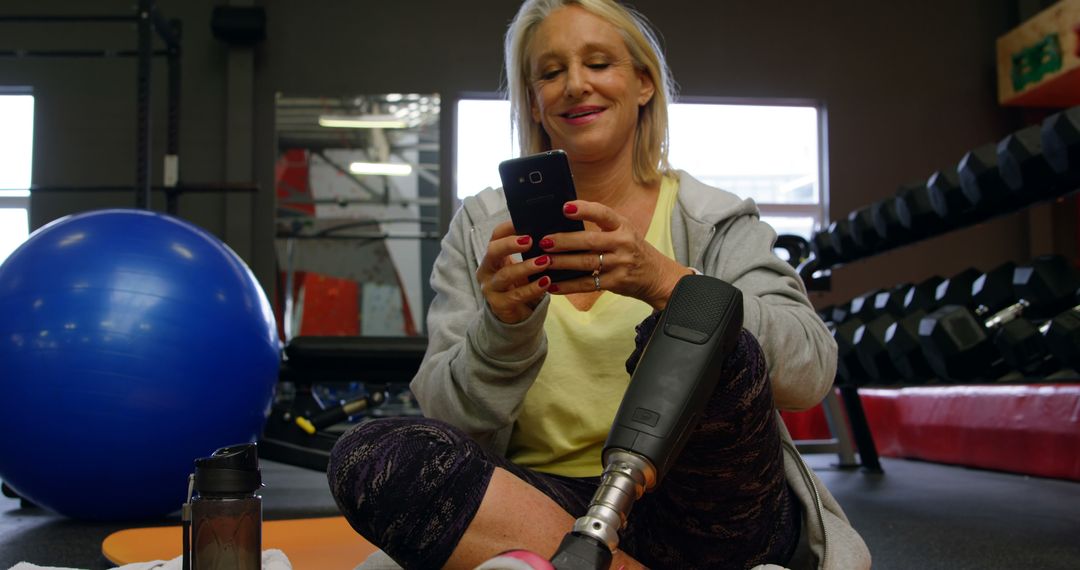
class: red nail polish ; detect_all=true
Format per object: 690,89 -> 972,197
540,238 -> 554,249
563,203 -> 578,214
516,236 -> 530,245
548,283 -> 559,292
534,255 -> 549,266
538,276 -> 551,288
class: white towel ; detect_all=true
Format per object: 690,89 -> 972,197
8,548 -> 292,570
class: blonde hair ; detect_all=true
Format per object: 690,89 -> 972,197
504,0 -> 674,185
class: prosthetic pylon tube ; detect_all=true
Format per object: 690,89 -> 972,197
550,275 -> 744,569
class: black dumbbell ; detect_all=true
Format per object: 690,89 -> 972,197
969,261 -> 1021,315
818,302 -> 856,327
1042,105 -> 1080,188
994,258 -> 1080,375
871,194 -> 913,249
833,284 -> 910,386
998,124 -> 1059,205
848,206 -> 883,253
934,266 -> 985,307
828,302 -> 851,325
995,300 -> 1080,375
895,181 -> 947,240
853,279 -> 940,385
1043,305 -> 1080,371
827,218 -> 865,262
918,256 -> 1078,383
927,167 -> 982,229
810,230 -> 840,267
958,142 -> 1026,214
882,275 -> 946,382
881,263 -> 1015,384
774,234 -> 810,268
830,290 -> 880,386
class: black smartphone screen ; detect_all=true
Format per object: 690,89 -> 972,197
499,150 -> 591,282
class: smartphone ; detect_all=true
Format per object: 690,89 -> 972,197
499,150 -> 591,283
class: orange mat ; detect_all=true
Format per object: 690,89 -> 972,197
102,516 -> 378,569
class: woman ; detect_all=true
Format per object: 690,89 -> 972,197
329,1 -> 870,568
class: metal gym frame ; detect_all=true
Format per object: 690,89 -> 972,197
0,0 -> 256,214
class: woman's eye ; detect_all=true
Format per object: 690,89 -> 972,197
587,62 -> 611,70
538,68 -> 563,80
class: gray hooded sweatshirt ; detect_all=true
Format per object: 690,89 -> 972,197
405,171 -> 870,569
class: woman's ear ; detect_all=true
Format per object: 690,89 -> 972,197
637,69 -> 655,107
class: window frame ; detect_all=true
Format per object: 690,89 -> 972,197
450,93 -> 830,239
666,95 -> 829,238
0,87 -> 34,264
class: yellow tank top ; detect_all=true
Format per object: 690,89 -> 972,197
507,176 -> 679,477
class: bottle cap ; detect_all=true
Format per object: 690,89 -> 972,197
193,442 -> 262,497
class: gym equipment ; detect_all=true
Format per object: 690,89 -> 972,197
847,207 -> 881,252
998,125 -> 1059,203
259,336 -> 427,472
995,298 -> 1080,375
0,3 -> 259,215
0,209 -> 279,520
829,263 -> 1017,386
830,282 -> 923,386
926,167 -> 979,228
870,193 -> 913,248
881,275 -> 946,381
831,289 -> 888,386
797,105 -> 1079,289
883,263 -> 1017,384
958,143 -> 1021,213
1042,105 -> 1080,187
832,280 -> 948,386
827,218 -> 864,262
1041,307 -> 1080,370
810,231 -> 840,267
773,234 -> 811,268
894,181 -> 945,239
853,279 -> 943,385
103,516 -> 378,567
918,256 -> 1079,382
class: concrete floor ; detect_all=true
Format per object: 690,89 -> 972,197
2,454 -> 1079,569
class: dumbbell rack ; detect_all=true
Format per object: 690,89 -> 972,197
788,105 -> 1080,474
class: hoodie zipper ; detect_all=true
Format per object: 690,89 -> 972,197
783,438 -> 829,569
691,226 -> 717,272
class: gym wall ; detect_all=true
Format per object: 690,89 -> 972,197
4,0 -> 1073,305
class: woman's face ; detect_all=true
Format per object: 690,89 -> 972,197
527,5 -> 654,165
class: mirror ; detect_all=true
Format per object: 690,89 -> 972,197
274,93 -> 440,340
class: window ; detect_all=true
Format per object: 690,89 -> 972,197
0,91 -> 33,265
454,97 -> 825,240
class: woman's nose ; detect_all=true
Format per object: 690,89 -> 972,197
563,64 -> 589,98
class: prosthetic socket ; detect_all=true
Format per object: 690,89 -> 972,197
550,275 -> 744,570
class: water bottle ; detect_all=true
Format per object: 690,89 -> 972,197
186,443 -> 263,570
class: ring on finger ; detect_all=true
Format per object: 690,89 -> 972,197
593,274 -> 601,291
595,252 -> 604,275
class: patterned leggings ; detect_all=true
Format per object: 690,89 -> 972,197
327,328 -> 800,569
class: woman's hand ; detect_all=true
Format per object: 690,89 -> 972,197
476,221 -> 555,324
540,201 -> 693,310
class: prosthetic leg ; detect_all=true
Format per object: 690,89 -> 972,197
480,275 -> 744,570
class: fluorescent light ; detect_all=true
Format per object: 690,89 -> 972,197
318,114 -> 409,129
349,162 -> 413,176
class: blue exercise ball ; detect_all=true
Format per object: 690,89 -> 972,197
0,209 -> 280,520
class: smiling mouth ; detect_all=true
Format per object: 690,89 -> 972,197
562,109 -> 603,119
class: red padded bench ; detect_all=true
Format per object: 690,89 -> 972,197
782,385 -> 1080,481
